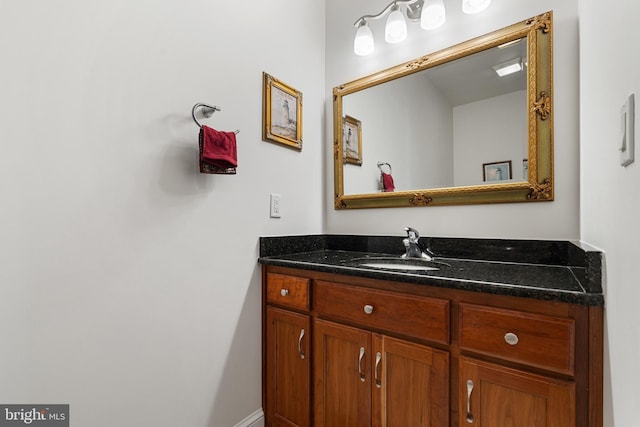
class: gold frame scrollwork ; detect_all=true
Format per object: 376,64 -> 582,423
410,194 -> 434,206
333,11 -> 554,209
534,91 -> 552,120
527,178 -> 553,200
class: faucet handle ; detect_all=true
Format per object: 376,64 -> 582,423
404,227 -> 420,242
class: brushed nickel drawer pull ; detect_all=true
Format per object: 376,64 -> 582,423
280,288 -> 289,297
363,304 -> 374,315
298,329 -> 305,359
375,352 -> 382,388
504,332 -> 519,345
358,347 -> 366,382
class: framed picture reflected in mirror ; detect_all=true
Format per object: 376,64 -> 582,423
483,160 -> 512,182
343,115 -> 362,165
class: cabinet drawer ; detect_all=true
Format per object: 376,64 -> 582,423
459,303 -> 575,375
266,273 -> 310,311
314,281 -> 449,344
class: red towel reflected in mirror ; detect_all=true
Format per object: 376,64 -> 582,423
381,172 -> 395,192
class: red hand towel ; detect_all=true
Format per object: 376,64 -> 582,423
200,125 -> 237,171
382,172 -> 395,192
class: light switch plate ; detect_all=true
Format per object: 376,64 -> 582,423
620,93 -> 635,167
270,193 -> 281,218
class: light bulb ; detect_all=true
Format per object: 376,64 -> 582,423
462,0 -> 491,14
421,0 -> 446,30
354,21 -> 375,56
385,4 -> 407,44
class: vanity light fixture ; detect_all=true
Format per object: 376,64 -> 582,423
462,0 -> 492,14
421,0 -> 446,30
385,4 -> 407,43
353,0 -> 490,56
354,21 -> 375,56
492,57 -> 523,77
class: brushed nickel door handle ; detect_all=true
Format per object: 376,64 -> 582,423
466,379 -> 475,424
298,329 -> 305,359
375,352 -> 382,388
358,347 -> 366,382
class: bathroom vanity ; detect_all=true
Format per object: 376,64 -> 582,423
259,235 -> 603,427
273,9 -> 593,427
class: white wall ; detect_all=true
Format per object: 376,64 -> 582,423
410,74 -> 454,190
579,1 -> 640,426
0,1 -> 324,426
325,0 -> 580,239
454,90 -> 528,186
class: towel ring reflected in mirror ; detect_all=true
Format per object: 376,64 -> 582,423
377,162 -> 392,174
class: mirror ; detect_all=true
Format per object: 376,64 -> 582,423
333,11 -> 553,209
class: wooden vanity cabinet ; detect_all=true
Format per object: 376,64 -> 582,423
264,273 -> 311,427
459,356 -> 575,427
457,302 -> 580,427
312,319 -> 371,426
312,279 -> 450,426
372,334 -> 449,427
313,319 -> 449,427
262,266 -> 603,427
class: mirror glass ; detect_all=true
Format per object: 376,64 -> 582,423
343,38 -> 528,194
333,12 -> 553,209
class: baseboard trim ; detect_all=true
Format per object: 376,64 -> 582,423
234,408 -> 264,427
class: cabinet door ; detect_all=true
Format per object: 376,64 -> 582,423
459,357 -> 575,427
265,307 -> 310,427
313,319 -> 372,427
372,334 -> 449,427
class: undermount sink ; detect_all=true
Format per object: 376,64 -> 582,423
353,257 -> 449,272
360,262 -> 441,271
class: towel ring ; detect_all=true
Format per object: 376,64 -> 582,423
192,103 -> 220,128
191,102 -> 241,134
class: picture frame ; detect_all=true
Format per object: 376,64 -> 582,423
483,160 -> 512,182
343,115 -> 363,165
262,72 -> 303,150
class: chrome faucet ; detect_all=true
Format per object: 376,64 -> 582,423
401,227 -> 433,260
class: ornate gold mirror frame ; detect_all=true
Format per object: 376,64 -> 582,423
333,11 -> 553,209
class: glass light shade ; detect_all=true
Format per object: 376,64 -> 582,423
421,0 -> 446,30
354,22 -> 375,56
385,5 -> 407,44
462,0 -> 491,14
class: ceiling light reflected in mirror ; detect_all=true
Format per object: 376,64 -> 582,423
493,58 -> 523,77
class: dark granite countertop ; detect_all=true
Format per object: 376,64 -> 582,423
258,235 -> 604,306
